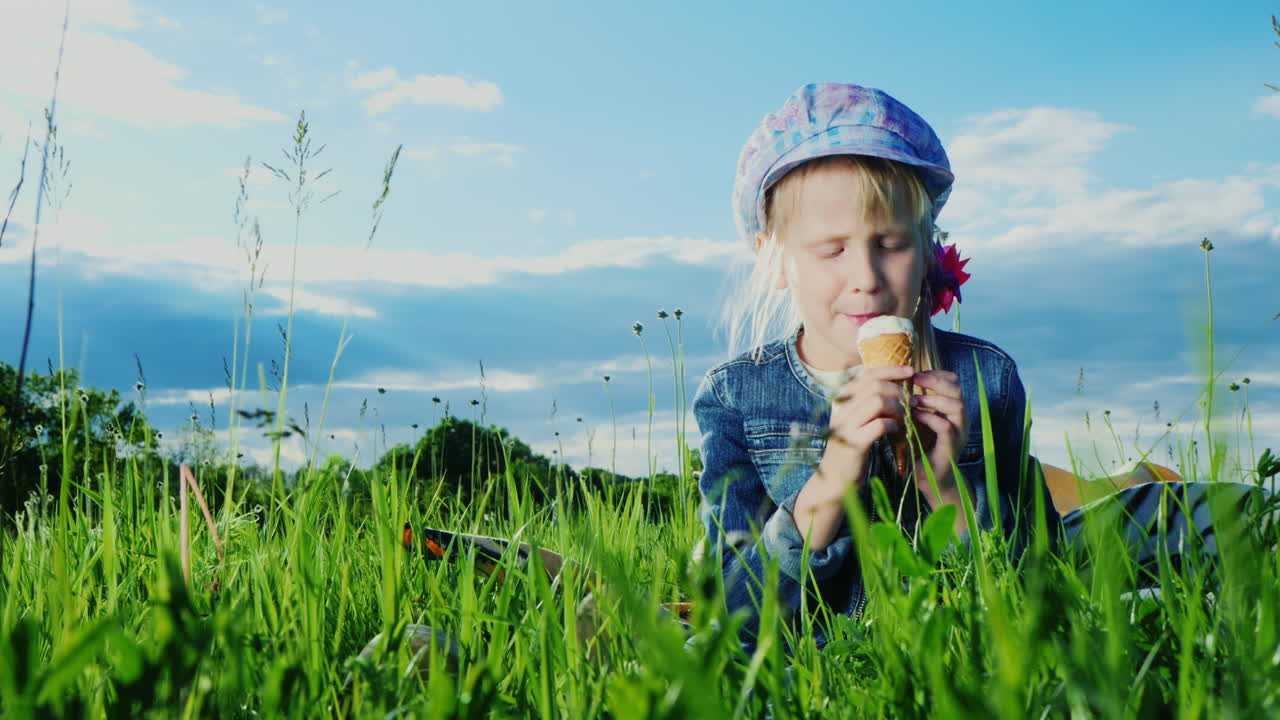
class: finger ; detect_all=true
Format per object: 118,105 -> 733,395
909,408 -> 960,459
910,406 -> 956,436
828,417 -> 899,451
913,369 -> 958,384
835,392 -> 906,428
833,380 -> 915,409
837,365 -> 914,392
912,370 -> 962,396
910,393 -> 965,421
850,417 -> 900,448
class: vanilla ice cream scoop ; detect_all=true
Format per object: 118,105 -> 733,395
856,315 -> 915,345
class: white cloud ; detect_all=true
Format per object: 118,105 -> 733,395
262,285 -> 378,319
1254,93 -> 1280,119
971,171 -> 1279,252
1131,370 -> 1280,393
0,226 -> 746,291
0,3 -> 285,130
568,355 -> 652,383
335,368 -> 541,394
449,137 -> 522,166
529,209 -> 547,223
151,367 -> 542,411
403,139 -> 524,167
942,106 -> 1280,254
350,67 -> 503,115
349,67 -> 398,91
62,0 -> 140,29
949,107 -> 1132,197
149,386 -> 234,407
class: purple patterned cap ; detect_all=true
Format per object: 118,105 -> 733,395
732,83 -> 954,246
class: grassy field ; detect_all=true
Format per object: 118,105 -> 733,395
2,364 -> 1280,720
2,230 -> 1279,718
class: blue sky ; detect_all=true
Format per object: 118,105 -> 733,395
1,0 -> 1278,480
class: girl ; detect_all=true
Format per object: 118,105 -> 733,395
696,82 -> 1272,652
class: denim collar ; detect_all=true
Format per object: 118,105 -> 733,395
784,327 -> 831,401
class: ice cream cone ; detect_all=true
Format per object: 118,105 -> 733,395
858,332 -> 914,369
857,316 -> 916,477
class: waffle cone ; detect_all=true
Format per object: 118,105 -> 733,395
858,332 -> 914,368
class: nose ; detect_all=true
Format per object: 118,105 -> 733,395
842,245 -> 881,295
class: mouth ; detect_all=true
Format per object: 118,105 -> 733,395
842,312 -> 884,327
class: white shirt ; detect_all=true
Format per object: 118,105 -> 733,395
799,359 -> 864,397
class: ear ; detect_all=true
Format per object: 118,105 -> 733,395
755,232 -> 789,291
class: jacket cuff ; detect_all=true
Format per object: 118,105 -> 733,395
761,493 -> 853,581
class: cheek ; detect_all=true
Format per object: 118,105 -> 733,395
888,254 -> 924,292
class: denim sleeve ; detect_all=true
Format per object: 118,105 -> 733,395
992,361 -> 1065,557
693,372 -> 854,630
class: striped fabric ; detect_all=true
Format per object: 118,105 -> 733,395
1061,480 -> 1277,585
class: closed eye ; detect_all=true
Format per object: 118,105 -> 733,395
878,235 -> 911,251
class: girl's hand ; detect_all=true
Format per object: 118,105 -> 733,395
907,370 -> 968,505
792,364 -> 915,549
818,365 -> 917,490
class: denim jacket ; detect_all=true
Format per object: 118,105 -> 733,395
693,327 -> 1064,649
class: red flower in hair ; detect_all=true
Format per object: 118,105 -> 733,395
929,242 -> 971,316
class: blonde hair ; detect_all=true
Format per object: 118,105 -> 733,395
720,154 -> 943,373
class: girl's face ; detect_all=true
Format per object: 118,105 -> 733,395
768,164 -> 925,371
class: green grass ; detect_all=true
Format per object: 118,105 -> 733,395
3,229 -> 1280,717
